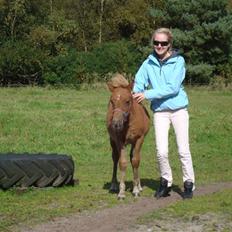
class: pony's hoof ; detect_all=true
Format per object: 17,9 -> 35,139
109,183 -> 118,193
109,187 -> 118,193
133,186 -> 141,197
117,193 -> 125,200
133,191 -> 140,198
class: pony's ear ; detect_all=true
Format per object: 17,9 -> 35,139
107,82 -> 115,92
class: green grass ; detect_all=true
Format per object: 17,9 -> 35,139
150,189 -> 232,218
139,189 -> 232,230
0,86 -> 232,231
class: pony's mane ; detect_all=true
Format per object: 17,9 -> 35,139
109,74 -> 129,88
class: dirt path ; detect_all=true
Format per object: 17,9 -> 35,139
21,182 -> 232,232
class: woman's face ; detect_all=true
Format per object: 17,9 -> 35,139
153,33 -> 170,58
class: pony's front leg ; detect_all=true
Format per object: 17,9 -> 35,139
110,139 -> 119,193
118,147 -> 127,200
130,137 -> 144,197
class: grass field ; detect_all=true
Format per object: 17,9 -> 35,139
0,86 -> 232,231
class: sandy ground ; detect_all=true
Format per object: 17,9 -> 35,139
19,182 -> 232,232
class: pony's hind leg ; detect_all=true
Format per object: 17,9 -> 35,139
118,147 -> 127,200
110,139 -> 119,193
130,137 -> 144,197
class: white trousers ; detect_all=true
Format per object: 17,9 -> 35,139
154,108 -> 195,187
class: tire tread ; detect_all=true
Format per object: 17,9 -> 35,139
0,153 -> 74,189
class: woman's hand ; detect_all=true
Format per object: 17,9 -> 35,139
133,93 -> 145,103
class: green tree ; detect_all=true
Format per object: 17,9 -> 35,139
150,0 -> 232,84
103,0 -> 155,45
63,0 -> 99,51
0,0 -> 52,41
1,0 -> 27,40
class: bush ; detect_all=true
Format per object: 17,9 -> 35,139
216,62 -> 232,86
43,48 -> 102,86
43,40 -> 144,86
0,41 -> 44,86
186,63 -> 215,85
77,40 -> 144,77
43,48 -> 80,86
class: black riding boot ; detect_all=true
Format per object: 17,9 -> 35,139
183,181 -> 193,199
154,177 -> 171,199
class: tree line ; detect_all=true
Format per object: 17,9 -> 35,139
0,0 -> 232,87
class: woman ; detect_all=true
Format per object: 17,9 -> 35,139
133,28 -> 195,199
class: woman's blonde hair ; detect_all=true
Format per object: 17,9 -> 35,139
151,28 -> 173,50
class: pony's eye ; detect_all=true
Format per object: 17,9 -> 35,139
110,100 -> 115,107
126,100 -> 130,105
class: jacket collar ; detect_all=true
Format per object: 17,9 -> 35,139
148,49 -> 180,65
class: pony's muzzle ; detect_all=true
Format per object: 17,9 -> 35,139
112,119 -> 124,131
111,110 -> 129,131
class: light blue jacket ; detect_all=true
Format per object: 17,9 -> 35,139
133,51 -> 188,112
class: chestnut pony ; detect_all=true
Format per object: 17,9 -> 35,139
106,74 -> 150,199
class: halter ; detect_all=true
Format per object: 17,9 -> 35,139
113,108 -> 124,113
113,107 -> 130,118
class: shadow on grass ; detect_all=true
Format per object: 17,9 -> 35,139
103,178 -> 183,197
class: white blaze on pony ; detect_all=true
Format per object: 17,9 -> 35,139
116,94 -> 121,101
106,74 -> 150,199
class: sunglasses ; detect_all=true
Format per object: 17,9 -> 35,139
153,40 -> 169,47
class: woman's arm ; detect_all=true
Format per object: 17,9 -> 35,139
132,62 -> 149,93
144,56 -> 186,100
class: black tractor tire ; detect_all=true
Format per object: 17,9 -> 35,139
0,153 -> 75,190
